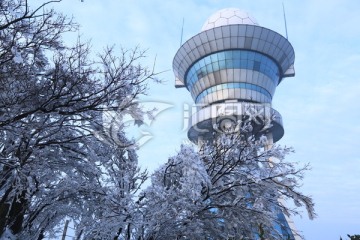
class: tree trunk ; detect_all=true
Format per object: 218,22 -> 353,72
0,202 -> 10,236
8,190 -> 27,235
0,186 -> 13,236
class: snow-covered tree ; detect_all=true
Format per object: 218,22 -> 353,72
344,235 -> 360,240
0,1 -> 156,238
71,134 -> 148,240
141,121 -> 315,240
0,1 -> 315,239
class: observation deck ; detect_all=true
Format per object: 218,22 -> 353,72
173,8 -> 295,143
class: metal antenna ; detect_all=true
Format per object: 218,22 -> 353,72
282,2 -> 289,39
180,18 -> 184,47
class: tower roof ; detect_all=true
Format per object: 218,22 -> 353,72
201,8 -> 259,31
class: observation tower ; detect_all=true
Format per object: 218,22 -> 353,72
173,8 -> 295,145
173,8 -> 298,239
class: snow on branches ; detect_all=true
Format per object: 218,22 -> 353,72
0,1 -> 156,239
140,123 -> 315,240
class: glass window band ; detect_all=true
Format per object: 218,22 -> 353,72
185,50 -> 280,92
195,82 -> 272,103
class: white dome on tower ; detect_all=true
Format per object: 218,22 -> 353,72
201,8 -> 259,31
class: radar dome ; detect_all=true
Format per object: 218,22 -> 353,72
201,8 -> 259,31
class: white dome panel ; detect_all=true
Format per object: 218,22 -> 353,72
201,8 -> 259,31
215,17 -> 229,27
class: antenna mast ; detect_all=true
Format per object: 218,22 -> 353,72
180,18 -> 184,47
282,2 -> 289,39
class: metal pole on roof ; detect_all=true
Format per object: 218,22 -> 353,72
282,2 -> 289,39
180,18 -> 185,47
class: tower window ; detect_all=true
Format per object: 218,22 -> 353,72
253,61 -> 261,71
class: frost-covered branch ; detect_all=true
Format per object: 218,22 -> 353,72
0,0 -> 155,238
140,122 -> 315,239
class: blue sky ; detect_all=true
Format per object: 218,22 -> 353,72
53,0 -> 360,239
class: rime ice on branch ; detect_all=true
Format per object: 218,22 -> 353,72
0,1 -> 156,239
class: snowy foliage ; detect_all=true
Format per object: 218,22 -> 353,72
0,1 -> 314,239
0,1 -> 155,239
140,125 -> 315,240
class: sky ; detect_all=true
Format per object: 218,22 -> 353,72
48,0 -> 360,239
